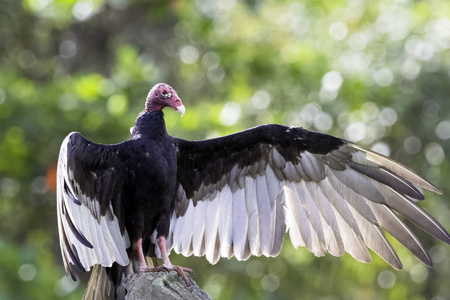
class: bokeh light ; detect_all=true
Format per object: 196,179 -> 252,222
1,0 -> 449,299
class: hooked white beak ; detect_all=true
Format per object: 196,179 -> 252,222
176,104 -> 186,117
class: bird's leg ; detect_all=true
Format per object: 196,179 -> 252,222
136,238 -> 155,272
157,235 -> 193,285
135,236 -> 192,285
135,238 -> 160,268
135,238 -> 164,272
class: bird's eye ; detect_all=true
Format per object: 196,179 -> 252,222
162,90 -> 168,95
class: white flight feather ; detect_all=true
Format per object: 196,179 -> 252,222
266,166 -> 285,256
285,182 -> 323,256
192,200 -> 206,257
205,193 -> 221,264
284,187 -> 306,249
256,175 -> 272,256
332,204 -> 371,262
347,203 -> 401,269
172,208 -> 185,254
366,201 -> 431,265
305,182 -> 342,256
180,201 -> 195,256
318,178 -> 370,261
245,176 -> 261,256
232,188 -> 249,260
306,182 -> 344,255
218,186 -> 233,258
330,167 -> 386,204
296,181 -> 326,251
327,171 -> 377,223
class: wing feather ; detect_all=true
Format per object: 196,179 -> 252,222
333,204 -> 371,262
285,182 -> 323,256
272,175 -> 286,257
350,144 -> 441,194
327,171 -> 378,224
57,133 -> 130,278
245,176 -> 261,256
192,200 -> 206,257
218,186 -> 234,259
205,193 -> 221,264
256,174 -> 273,256
367,202 -> 432,267
167,124 -> 447,269
180,200 -> 195,256
300,152 -> 326,182
296,181 -> 326,251
348,204 -> 402,269
172,208 -> 185,254
305,182 -> 344,256
232,188 -> 250,260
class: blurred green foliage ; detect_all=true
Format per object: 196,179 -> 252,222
0,0 -> 449,299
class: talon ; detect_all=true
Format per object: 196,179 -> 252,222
171,265 -> 192,286
155,236 -> 193,286
135,237 -> 193,285
161,264 -> 193,286
138,264 -> 192,285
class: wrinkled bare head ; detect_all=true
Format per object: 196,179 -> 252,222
145,83 -> 185,116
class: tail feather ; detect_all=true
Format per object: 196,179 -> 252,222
82,264 -> 128,300
82,257 -> 157,300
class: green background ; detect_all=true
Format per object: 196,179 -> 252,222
0,0 -> 449,299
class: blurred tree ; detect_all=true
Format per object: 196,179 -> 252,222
0,0 -> 449,299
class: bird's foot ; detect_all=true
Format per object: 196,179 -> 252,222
163,264 -> 193,286
138,264 -> 193,286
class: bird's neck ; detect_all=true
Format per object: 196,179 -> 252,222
131,111 -> 168,139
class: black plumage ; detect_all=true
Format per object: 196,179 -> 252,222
57,83 -> 449,299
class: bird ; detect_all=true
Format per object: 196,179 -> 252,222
57,83 -> 449,299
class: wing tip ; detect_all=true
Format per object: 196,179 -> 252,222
423,257 -> 433,268
433,187 -> 443,195
442,231 -> 450,245
421,180 -> 442,195
349,144 -> 443,195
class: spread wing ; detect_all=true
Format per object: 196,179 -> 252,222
57,132 -> 131,280
153,124 -> 449,269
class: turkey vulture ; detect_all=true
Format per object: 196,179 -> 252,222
57,83 -> 449,299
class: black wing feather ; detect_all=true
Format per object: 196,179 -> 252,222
66,133 -> 125,220
156,124 -> 449,269
176,124 -> 344,200
57,132 -> 131,278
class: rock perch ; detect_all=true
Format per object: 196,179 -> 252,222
123,271 -> 211,300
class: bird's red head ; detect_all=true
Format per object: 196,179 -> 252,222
145,83 -> 185,116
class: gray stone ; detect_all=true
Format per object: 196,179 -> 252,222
123,271 -> 211,300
